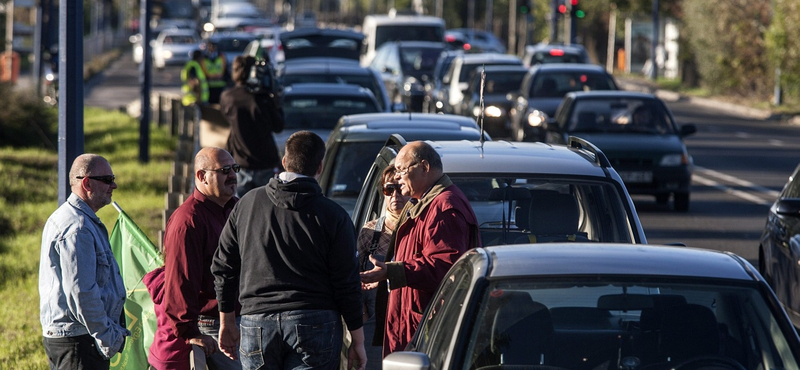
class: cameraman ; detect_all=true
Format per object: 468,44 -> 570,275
220,55 -> 285,198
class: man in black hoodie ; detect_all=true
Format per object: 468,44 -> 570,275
212,131 -> 367,370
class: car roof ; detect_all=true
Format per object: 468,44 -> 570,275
338,112 -> 479,128
566,90 -> 659,100
338,124 -> 484,143
470,244 -> 756,281
282,61 -> 371,74
364,14 -> 445,25
459,53 -> 522,64
422,139 -> 611,177
474,64 -> 529,73
387,41 -> 447,49
530,63 -> 607,73
282,83 -> 375,96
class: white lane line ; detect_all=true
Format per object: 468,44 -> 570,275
695,166 -> 781,198
692,173 -> 773,206
769,139 -> 783,147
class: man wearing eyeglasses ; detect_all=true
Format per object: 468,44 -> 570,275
360,141 -> 480,356
145,146 -> 241,370
39,153 -> 130,370
212,131 -> 367,370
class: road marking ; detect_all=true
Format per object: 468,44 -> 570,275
769,139 -> 783,147
693,166 -> 776,206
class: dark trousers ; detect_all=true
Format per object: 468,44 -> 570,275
44,334 -> 109,370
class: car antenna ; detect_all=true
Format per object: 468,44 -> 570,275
479,64 -> 486,152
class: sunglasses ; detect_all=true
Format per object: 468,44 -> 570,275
383,184 -> 402,196
76,175 -> 116,185
204,164 -> 241,175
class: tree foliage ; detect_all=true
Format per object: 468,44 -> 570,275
766,0 -> 800,105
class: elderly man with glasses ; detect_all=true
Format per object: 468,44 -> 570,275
144,146 -> 241,370
39,153 -> 130,370
361,141 -> 480,356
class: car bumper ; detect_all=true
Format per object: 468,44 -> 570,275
617,166 -> 692,195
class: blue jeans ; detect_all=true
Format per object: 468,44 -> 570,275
239,310 -> 341,370
198,316 -> 242,370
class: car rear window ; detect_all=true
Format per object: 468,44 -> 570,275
567,98 -> 676,135
283,95 -> 381,129
530,71 -> 617,98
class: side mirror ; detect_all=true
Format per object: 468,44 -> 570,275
679,123 -> 697,137
776,199 -> 800,216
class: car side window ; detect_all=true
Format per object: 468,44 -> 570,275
415,263 -> 473,370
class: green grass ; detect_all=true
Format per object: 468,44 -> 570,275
0,107 -> 175,369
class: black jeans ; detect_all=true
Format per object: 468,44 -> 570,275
43,334 -> 109,370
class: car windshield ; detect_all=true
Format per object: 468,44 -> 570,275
530,50 -> 585,65
282,74 -> 386,110
530,72 -> 616,98
451,278 -> 800,370
448,176 -> 635,244
375,25 -> 444,49
400,47 -> 442,75
567,99 -> 676,135
472,71 -> 527,95
459,61 -> 520,83
328,141 -> 386,197
215,37 -> 253,53
283,95 -> 381,129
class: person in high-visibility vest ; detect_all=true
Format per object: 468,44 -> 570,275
202,42 -> 228,104
181,50 -> 209,107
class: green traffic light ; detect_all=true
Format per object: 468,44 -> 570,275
520,5 -> 529,13
576,9 -> 585,18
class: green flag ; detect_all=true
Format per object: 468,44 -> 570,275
109,202 -> 164,370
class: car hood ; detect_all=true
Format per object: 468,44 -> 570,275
570,133 -> 687,156
526,97 -> 564,116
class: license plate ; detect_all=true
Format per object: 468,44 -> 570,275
619,171 -> 653,183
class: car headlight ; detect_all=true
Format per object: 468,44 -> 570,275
45,72 -> 55,82
403,77 -> 424,93
163,50 -> 173,58
660,153 -> 690,166
472,105 -> 505,118
527,109 -> 547,127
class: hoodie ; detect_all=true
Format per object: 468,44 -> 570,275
212,176 -> 363,331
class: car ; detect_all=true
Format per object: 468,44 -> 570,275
759,162 -> 800,327
361,13 -> 446,67
274,83 -> 383,154
422,49 -> 462,113
522,42 -> 591,67
152,28 -> 201,69
203,32 -> 258,73
370,41 -> 446,112
383,243 -> 800,370
438,53 -> 523,115
444,28 -> 506,53
352,137 -> 648,246
277,27 -> 393,112
544,91 -> 697,211
509,63 -> 618,142
459,64 -> 529,138
319,113 -> 490,214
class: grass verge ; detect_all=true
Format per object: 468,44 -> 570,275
0,107 -> 174,369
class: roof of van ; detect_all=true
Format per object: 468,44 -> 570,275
362,14 -> 445,26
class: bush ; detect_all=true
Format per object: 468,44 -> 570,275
0,82 -> 57,149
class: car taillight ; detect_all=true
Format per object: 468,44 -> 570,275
549,49 -> 565,56
463,43 -> 471,51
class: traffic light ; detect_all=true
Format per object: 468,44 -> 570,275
519,0 -> 530,14
571,0 -> 585,19
558,3 -> 567,14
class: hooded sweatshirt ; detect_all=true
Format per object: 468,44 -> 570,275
212,176 -> 363,331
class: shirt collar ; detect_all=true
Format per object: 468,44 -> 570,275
278,171 -> 310,183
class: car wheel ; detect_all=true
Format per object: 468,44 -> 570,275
674,192 -> 690,212
656,193 -> 670,205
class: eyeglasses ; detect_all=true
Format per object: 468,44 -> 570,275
396,162 -> 419,177
203,164 -> 241,175
383,184 -> 402,196
76,175 -> 116,185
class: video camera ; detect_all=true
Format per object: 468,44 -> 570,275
246,59 -> 278,95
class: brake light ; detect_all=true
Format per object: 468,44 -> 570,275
580,75 -> 587,83
445,35 -> 457,42
549,49 -> 565,56
463,43 -> 471,51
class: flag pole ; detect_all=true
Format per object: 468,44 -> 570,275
112,201 -> 122,214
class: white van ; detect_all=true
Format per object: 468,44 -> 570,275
361,12 -> 445,66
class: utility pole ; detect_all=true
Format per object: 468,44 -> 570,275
5,0 -> 13,80
140,0 -> 152,163
486,0 -> 493,32
549,0 -> 557,42
650,0 -> 659,80
58,0 -> 84,204
508,0 -> 516,54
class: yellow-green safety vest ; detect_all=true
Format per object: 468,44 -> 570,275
203,55 -> 227,89
181,60 -> 209,106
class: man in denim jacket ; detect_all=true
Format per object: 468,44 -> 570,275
39,153 -> 130,369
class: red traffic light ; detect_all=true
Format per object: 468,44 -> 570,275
571,0 -> 578,5
558,4 -> 567,13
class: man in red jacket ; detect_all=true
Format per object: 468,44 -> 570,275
145,146 -> 240,370
361,141 -> 480,356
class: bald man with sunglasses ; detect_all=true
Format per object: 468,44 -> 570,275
145,147 -> 241,370
39,153 -> 130,370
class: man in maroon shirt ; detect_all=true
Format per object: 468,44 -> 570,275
360,141 -> 480,356
145,146 -> 240,370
